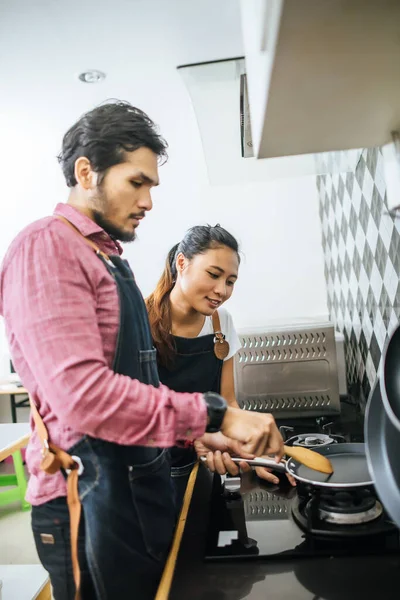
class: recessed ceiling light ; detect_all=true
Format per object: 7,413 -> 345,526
78,70 -> 106,84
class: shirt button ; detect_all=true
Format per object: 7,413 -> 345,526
186,429 -> 192,438
148,438 -> 155,445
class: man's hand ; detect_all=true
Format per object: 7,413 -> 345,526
194,432 -> 254,460
220,407 -> 284,461
194,432 -> 253,475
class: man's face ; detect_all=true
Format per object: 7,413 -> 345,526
90,147 -> 159,242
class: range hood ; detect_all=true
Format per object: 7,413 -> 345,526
178,57 -> 361,186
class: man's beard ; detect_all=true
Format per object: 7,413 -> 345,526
91,186 -> 136,243
92,210 -> 136,243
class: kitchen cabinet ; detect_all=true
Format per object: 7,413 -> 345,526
240,0 -> 400,160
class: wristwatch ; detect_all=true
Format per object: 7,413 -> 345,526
203,392 -> 227,433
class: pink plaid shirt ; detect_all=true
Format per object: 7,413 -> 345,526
0,203 -> 206,505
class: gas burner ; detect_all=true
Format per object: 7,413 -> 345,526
319,500 -> 383,525
291,487 -> 393,537
286,433 -> 337,448
318,490 -> 383,525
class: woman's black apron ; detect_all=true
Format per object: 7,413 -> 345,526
157,330 -> 223,506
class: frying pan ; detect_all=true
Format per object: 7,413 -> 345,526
381,323 -> 400,432
365,377 -> 400,527
202,443 -> 373,489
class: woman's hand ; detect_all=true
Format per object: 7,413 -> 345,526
250,465 -> 296,487
194,436 -> 296,485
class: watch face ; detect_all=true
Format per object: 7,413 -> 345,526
207,392 -> 226,409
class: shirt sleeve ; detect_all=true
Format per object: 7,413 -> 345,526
1,228 -> 207,447
220,308 -> 242,361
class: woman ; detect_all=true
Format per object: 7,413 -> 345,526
146,225 -> 291,507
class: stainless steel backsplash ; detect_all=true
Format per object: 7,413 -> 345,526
234,323 -> 340,418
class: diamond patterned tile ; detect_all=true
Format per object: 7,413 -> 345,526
346,233 -> 355,262
331,186 -> 338,211
366,216 -> 379,255
362,169 -> 374,207
371,185 -> 384,224
394,282 -> 400,319
342,189 -> 352,220
317,147 -> 400,398
355,153 -> 366,190
359,195 -> 370,234
356,288 -> 364,314
343,252 -> 351,280
359,265 -> 370,301
362,372 -> 371,401
338,175 -> 345,205
369,332 -> 381,370
379,285 -> 391,318
366,147 -> 378,180
351,179 -> 362,215
362,243 -> 374,278
388,227 -> 400,264
366,286 -> 377,321
384,260 -> 398,305
388,309 -> 399,338
375,161 -> 387,200
355,222 -> 366,256
340,214 -> 349,242
349,205 -> 358,239
379,216 -> 394,252
375,236 -> 388,279
345,171 -> 354,197
369,263 -> 383,303
338,236 -> 346,263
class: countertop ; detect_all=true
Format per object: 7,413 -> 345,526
167,465 -> 400,600
162,401 -> 400,600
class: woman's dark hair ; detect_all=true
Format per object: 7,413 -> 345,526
57,100 -> 168,187
146,225 -> 240,366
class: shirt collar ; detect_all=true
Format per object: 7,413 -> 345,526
53,203 -> 123,255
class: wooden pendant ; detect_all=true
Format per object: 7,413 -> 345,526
214,333 -> 229,360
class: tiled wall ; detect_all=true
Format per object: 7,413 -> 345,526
317,148 -> 400,403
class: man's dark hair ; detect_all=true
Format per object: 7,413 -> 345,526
57,100 -> 168,187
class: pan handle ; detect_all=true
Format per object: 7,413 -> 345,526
199,455 -> 287,473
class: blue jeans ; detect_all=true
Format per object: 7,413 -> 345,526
32,439 -> 176,600
32,497 -> 96,600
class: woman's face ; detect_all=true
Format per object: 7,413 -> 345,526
176,246 -> 239,315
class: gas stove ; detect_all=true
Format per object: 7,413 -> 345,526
204,414 -> 400,561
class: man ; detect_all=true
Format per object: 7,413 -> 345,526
0,101 -> 283,599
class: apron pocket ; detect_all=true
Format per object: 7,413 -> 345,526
128,449 -> 175,562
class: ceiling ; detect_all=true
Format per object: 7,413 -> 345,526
0,0 -> 244,242
0,0 -> 243,126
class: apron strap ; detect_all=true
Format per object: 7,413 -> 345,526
211,310 -> 222,337
211,310 -> 230,360
29,395 -> 82,599
26,215 -> 108,600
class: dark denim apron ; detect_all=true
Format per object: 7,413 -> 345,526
67,255 -> 176,599
157,332 -> 223,507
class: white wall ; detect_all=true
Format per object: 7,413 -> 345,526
0,0 -> 328,404
127,175 -> 328,330
0,111 -> 328,386
0,129 -> 327,386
